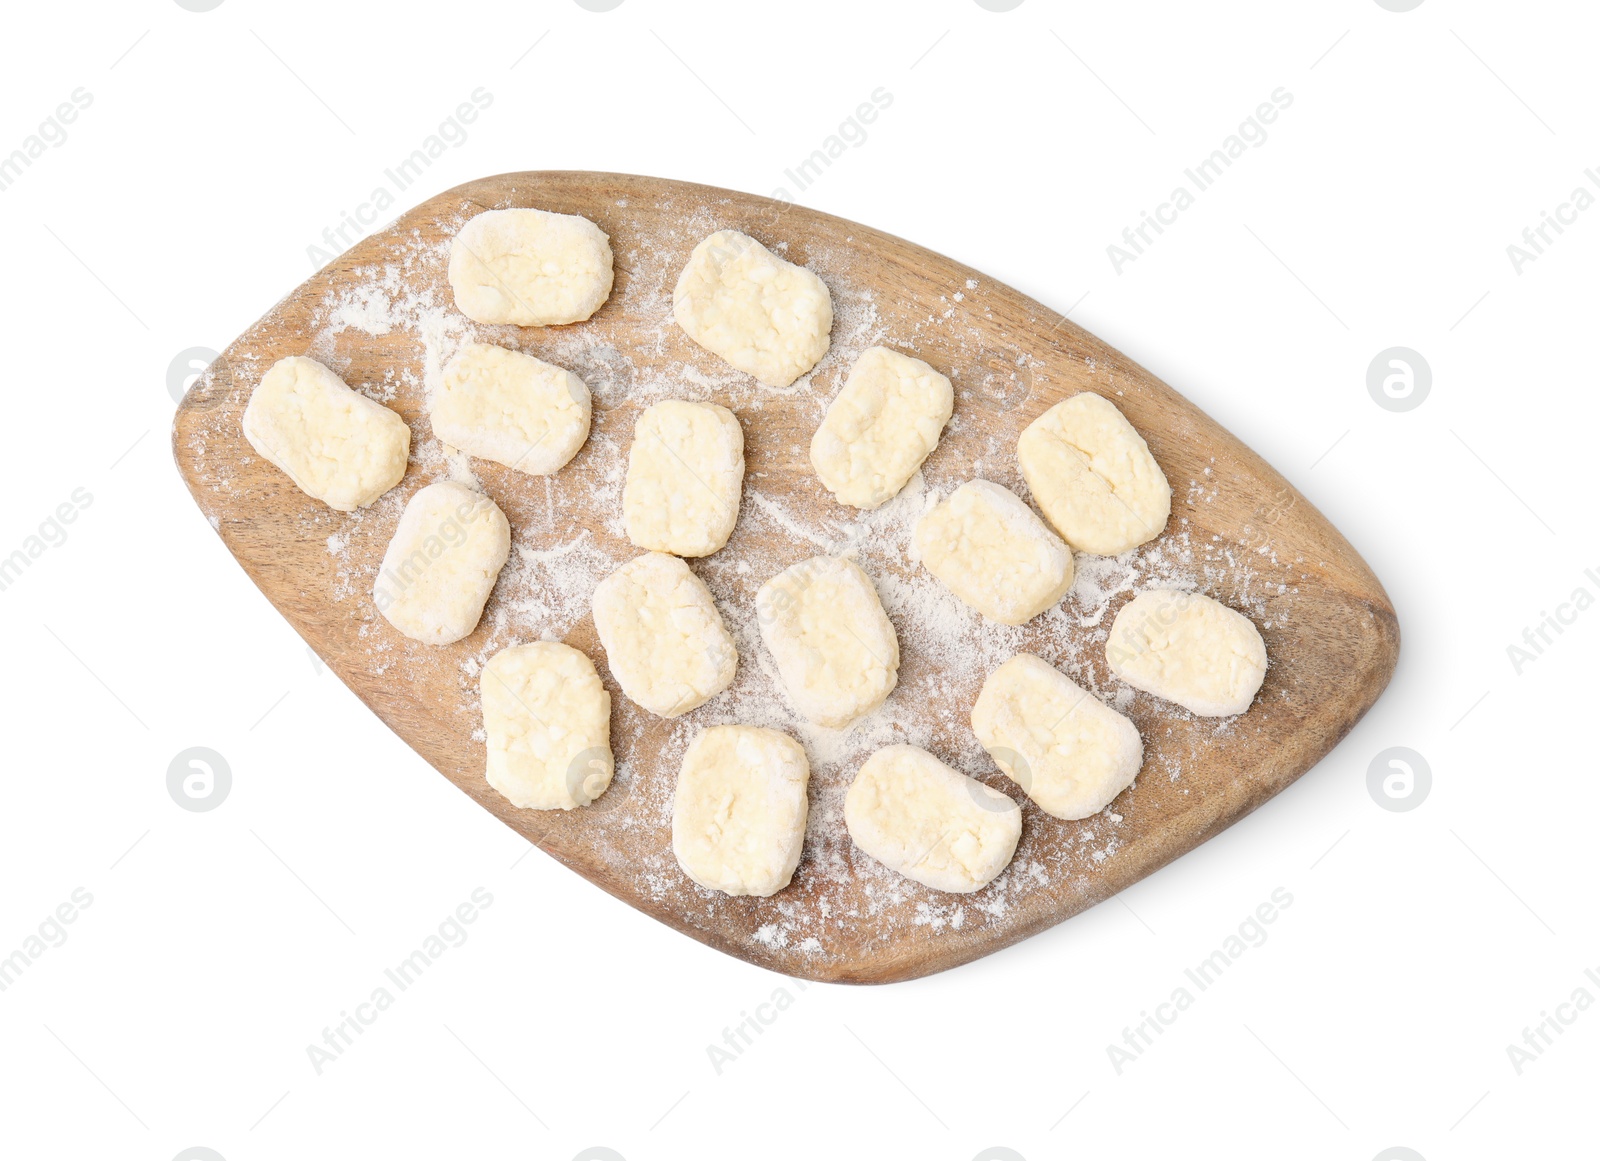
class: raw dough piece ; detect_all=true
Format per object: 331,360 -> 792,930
913,480 -> 1075,625
673,229 -> 833,388
242,356 -> 409,512
672,725 -> 810,897
373,481 -> 511,645
1106,589 -> 1267,716
756,556 -> 899,728
481,641 -> 613,810
433,342 -> 590,475
810,345 -> 953,510
1017,392 -> 1171,556
843,744 -> 1021,894
971,654 -> 1143,820
448,207 -> 613,326
622,400 -> 744,558
592,552 -> 738,718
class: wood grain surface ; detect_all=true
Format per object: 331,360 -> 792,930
172,171 -> 1399,984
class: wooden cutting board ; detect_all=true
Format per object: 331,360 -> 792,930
172,171 -> 1398,984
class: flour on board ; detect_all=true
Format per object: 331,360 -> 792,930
177,194 -> 1303,963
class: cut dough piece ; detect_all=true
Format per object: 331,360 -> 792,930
448,207 -> 613,326
242,356 -> 410,512
373,481 -> 511,645
971,654 -> 1143,820
844,744 -> 1021,894
433,342 -> 590,475
673,229 -> 833,388
672,725 -> 810,897
481,641 -> 613,810
1017,392 -> 1171,556
756,556 -> 899,728
810,345 -> 953,510
622,400 -> 744,557
1106,589 -> 1267,717
913,479 -> 1075,625
592,552 -> 738,718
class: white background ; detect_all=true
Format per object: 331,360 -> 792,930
1,1 -> 1594,1158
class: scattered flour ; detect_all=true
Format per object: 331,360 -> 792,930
177,186 -> 1304,972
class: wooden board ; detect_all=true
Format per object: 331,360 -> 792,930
172,171 -> 1399,984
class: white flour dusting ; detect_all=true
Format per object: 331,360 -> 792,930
177,185 -> 1313,973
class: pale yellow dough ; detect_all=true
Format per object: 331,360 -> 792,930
592,552 -> 737,718
373,481 -> 510,645
433,343 -> 590,475
242,356 -> 410,512
448,207 -> 614,326
622,400 -> 744,558
844,744 -> 1021,894
673,230 -> 833,388
971,654 -> 1143,820
810,345 -> 952,510
913,479 -> 1074,625
672,725 -> 810,897
481,641 -> 613,811
1106,589 -> 1267,717
1017,392 -> 1170,556
756,556 -> 899,728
